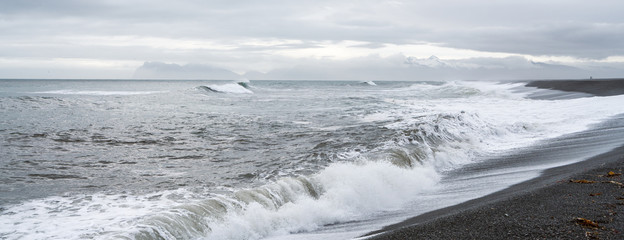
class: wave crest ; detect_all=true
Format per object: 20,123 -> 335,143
92,160 -> 439,240
198,82 -> 253,94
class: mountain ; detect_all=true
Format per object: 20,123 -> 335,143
132,55 -> 599,81
133,62 -> 242,80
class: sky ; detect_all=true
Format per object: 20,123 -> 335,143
1,0 -> 623,80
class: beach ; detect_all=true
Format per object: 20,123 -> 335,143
365,79 -> 624,240
366,146 -> 624,239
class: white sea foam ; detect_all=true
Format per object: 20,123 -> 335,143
152,161 -> 438,240
0,162 -> 438,240
382,81 -> 624,155
0,189 -> 196,240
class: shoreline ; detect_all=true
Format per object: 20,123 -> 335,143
364,80 -> 624,239
364,144 -> 624,239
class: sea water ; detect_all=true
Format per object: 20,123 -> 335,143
1,79 -> 623,239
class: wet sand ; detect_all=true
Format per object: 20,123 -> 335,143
365,146 -> 624,239
364,79 -> 624,239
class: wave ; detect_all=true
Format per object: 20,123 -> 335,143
200,162 -> 438,240
360,81 -> 377,86
198,82 -> 253,94
377,81 -> 528,100
0,160 -> 438,240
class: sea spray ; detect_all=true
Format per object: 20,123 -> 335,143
203,161 -> 439,240
16,158 -> 439,240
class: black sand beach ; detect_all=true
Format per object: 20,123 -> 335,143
366,147 -> 624,239
526,78 -> 624,96
365,79 -> 624,240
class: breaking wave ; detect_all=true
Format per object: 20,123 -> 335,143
0,160 -> 439,240
360,81 -> 377,86
111,161 -> 438,240
198,82 -> 253,94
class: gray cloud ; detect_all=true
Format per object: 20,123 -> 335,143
5,0 -> 620,45
435,23 -> 624,59
1,0 -> 623,79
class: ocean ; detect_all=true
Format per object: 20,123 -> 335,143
1,79 -> 623,239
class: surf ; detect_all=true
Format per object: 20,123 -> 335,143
198,81 -> 253,94
2,80 -> 624,240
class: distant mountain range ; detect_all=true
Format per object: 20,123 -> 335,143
133,56 -> 609,81
133,62 -> 243,80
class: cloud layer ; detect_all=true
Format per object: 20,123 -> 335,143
1,0 -> 623,79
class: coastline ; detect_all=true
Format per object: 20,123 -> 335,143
364,79 -> 624,239
365,145 -> 624,239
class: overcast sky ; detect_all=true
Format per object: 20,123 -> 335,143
1,0 -> 623,79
